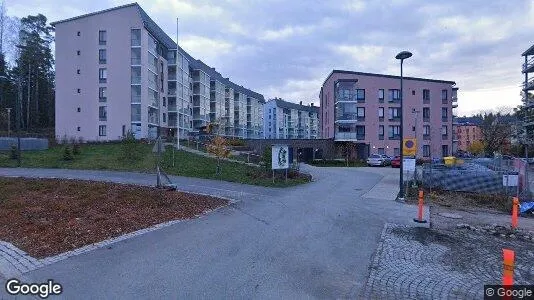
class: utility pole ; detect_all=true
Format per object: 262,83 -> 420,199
176,17 -> 181,150
16,77 -> 22,167
26,62 -> 30,131
6,107 -> 11,136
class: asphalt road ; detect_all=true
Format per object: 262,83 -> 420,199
0,166 -> 420,299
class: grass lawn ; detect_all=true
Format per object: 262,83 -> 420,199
308,159 -> 367,167
0,177 -> 228,258
0,143 -> 310,187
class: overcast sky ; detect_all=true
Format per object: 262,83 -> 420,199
8,0 -> 534,116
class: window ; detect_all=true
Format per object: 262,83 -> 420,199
77,50 -> 81,56
442,125 -> 448,135
441,108 -> 448,121
423,125 -> 430,135
378,89 -> 384,101
442,145 -> 449,157
378,148 -> 385,155
163,113 -> 166,123
388,125 -> 400,139
378,107 -> 384,118
412,90 -> 415,95
412,126 -> 416,132
77,127 -> 81,132
356,89 -> 365,101
99,106 -> 107,121
389,89 -> 400,101
269,115 -> 271,119
77,88 -> 81,94
423,107 -> 430,121
394,148 -> 400,156
122,125 -> 126,137
357,107 -> 365,118
423,145 -> 430,157
163,97 -> 166,107
131,29 -> 141,46
99,49 -> 106,64
77,69 -> 80,75
379,125 -> 384,140
388,107 -> 401,120
99,68 -> 107,83
423,89 -> 430,101
99,125 -> 107,136
441,89 -> 448,100
99,30 -> 107,45
77,107 -> 81,112
77,31 -> 80,36
99,87 -> 107,102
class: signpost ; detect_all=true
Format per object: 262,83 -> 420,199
272,145 -> 289,182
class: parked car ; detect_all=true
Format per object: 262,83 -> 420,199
367,154 -> 388,167
381,155 -> 391,166
391,156 -> 401,168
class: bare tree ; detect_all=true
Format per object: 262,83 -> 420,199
478,111 -> 513,156
206,119 -> 230,175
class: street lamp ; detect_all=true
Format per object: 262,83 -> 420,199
395,50 -> 413,200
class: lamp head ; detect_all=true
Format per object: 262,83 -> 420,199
395,51 -> 413,60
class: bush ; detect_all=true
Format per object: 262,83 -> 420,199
118,130 -> 145,162
63,146 -> 74,161
262,147 -> 272,171
10,145 -> 18,160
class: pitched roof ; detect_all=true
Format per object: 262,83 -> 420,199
269,98 -> 319,113
323,69 -> 456,86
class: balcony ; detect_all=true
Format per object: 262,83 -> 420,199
335,132 -> 365,140
523,56 -> 534,73
524,77 -> 534,91
336,113 -> 362,123
131,76 -> 141,85
131,57 -> 141,65
335,92 -> 365,103
168,89 -> 176,96
168,104 -> 177,112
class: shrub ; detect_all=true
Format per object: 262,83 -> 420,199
63,146 -> 74,161
10,145 -> 18,160
118,130 -> 145,162
262,147 -> 272,171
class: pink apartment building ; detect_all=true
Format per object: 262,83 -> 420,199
52,3 -> 264,142
456,124 -> 482,152
319,70 -> 459,159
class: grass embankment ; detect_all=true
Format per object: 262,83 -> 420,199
0,143 -> 310,187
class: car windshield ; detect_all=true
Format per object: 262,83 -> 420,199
370,154 -> 381,158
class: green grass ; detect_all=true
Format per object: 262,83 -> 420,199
0,143 -> 309,187
308,159 -> 367,167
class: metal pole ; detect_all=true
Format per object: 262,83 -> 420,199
176,17 -> 180,151
399,59 -> 404,199
6,108 -> 11,136
17,78 -> 21,167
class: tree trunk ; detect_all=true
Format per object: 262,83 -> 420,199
26,63 -> 30,131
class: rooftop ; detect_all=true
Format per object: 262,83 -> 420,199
268,98 -> 319,113
324,70 -> 456,86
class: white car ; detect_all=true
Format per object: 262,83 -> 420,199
367,154 -> 388,167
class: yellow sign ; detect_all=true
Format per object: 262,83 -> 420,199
403,138 -> 417,156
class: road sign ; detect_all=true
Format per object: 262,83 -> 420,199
403,138 -> 417,156
403,158 -> 416,172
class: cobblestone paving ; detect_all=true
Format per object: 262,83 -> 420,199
362,223 -> 534,299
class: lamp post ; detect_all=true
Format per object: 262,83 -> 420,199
395,50 -> 413,200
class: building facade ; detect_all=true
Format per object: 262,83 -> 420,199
319,70 -> 458,159
522,44 -> 534,144
263,99 -> 319,139
53,3 -> 264,142
456,123 -> 482,152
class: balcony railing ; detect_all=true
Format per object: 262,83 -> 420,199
442,98 -> 448,105
423,117 -> 430,122
131,39 -> 141,47
168,73 -> 177,80
336,92 -> 365,103
131,76 -> 141,84
336,113 -> 362,122
335,132 -> 365,140
523,56 -> 534,73
168,89 -> 176,95
131,57 -> 141,65
168,104 -> 177,111
442,117 -> 448,122
524,77 -> 534,90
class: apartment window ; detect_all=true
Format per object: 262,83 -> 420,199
269,115 -> 271,119
378,148 -> 385,155
77,31 -> 80,36
441,107 -> 448,121
394,148 -> 400,156
99,49 -> 106,64
423,145 -> 430,157
163,97 -> 166,107
423,89 -> 430,102
99,106 -> 107,121
442,125 -> 448,136
441,89 -> 448,100
122,125 -> 126,137
423,107 -> 430,121
99,30 -> 107,45
412,90 -> 415,95
388,125 -> 400,139
131,29 -> 141,46
356,89 -> 365,102
388,107 -> 401,120
378,107 -> 384,121
357,107 -> 365,119
423,125 -> 430,138
378,89 -> 384,102
77,50 -> 80,56
99,87 -> 107,102
77,88 -> 81,94
99,68 -> 107,83
163,113 -> 166,123
77,127 -> 81,132
99,125 -> 107,137
77,107 -> 81,112
379,125 -> 384,140
442,145 -> 449,157
389,89 -> 400,101
77,69 -> 80,75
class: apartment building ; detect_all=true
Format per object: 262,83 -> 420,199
456,123 -> 482,152
319,70 -> 458,159
53,3 -> 264,141
263,98 -> 319,139
522,44 -> 534,143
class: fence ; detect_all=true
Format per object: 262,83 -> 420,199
413,157 -> 531,201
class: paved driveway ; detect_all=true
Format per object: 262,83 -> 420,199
0,166 -> 422,299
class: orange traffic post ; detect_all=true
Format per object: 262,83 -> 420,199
503,249 -> 515,286
413,190 -> 427,223
512,197 -> 519,229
